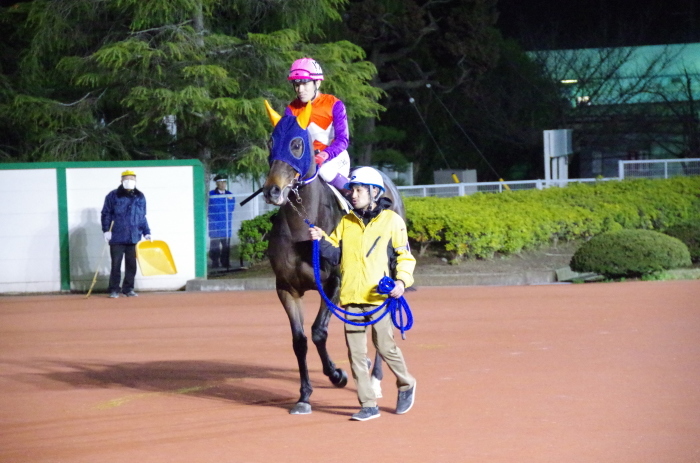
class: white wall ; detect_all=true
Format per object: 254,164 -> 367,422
0,169 -> 61,293
67,166 -> 196,292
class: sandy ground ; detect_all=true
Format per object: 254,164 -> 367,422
1,281 -> 699,463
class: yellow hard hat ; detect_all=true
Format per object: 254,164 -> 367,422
121,170 -> 136,177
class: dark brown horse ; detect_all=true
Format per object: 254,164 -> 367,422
262,101 -> 404,414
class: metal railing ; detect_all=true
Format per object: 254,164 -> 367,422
619,158 -> 700,179
396,178 -> 615,197
228,158 -> 699,243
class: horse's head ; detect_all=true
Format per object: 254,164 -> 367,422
262,101 -> 315,206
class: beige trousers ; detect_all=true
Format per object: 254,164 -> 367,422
344,304 -> 415,408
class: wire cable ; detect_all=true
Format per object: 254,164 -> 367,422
406,91 -> 452,170
425,84 -> 503,180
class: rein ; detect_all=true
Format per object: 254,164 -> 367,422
278,164 -> 414,338
305,219 -> 414,339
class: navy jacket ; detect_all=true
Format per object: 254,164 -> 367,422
208,190 -> 235,238
101,185 -> 151,244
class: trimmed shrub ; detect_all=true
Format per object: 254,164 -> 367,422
663,221 -> 700,262
238,210 -> 277,265
570,229 -> 692,278
237,177 -> 700,266
404,177 -> 700,262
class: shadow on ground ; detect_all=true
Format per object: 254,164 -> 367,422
11,359 -> 353,414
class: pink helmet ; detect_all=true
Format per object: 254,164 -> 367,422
288,58 -> 324,81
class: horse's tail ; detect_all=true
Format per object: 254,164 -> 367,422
378,170 -> 405,219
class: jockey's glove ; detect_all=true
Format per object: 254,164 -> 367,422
314,151 -> 329,165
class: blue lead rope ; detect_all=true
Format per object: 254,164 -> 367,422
307,220 -> 414,339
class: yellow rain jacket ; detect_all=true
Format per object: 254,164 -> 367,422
321,207 -> 416,306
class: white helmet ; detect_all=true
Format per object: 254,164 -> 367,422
347,167 -> 385,194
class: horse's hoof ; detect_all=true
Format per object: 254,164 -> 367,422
289,402 -> 312,415
331,368 -> 348,388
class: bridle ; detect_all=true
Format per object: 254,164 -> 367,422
285,164 -> 320,221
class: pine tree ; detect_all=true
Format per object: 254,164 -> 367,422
0,0 -> 382,178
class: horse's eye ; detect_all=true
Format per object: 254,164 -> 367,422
290,137 -> 304,159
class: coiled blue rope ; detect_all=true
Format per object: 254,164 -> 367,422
307,220 -> 414,339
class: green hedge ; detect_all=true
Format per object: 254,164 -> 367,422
237,177 -> 700,265
404,177 -> 700,262
570,229 -> 692,277
663,220 -> 700,262
237,210 -> 277,265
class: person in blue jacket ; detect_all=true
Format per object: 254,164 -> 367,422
208,174 -> 236,269
101,170 -> 151,298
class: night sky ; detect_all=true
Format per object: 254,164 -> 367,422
1,0 -> 698,48
497,0 -> 700,49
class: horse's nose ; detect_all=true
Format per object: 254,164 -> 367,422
263,184 -> 282,205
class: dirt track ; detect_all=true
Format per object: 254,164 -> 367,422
1,281 -> 699,462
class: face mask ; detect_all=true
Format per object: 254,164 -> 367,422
122,179 -> 136,190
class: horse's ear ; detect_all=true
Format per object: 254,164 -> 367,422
264,100 -> 281,127
296,102 -> 312,129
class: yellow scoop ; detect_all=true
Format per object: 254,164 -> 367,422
136,240 -> 178,276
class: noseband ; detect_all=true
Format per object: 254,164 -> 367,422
296,165 -> 320,187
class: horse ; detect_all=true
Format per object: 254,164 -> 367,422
261,100 -> 405,414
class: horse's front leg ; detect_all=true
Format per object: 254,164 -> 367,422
311,281 -> 348,388
277,289 -> 313,415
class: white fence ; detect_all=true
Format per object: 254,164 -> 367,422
398,159 -> 700,198
619,158 -> 700,179
226,178 -> 616,245
229,158 -> 699,242
396,178 -> 613,197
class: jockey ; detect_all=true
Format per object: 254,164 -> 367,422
285,58 -> 351,193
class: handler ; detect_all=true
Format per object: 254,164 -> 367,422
101,170 -> 151,298
309,167 -> 417,421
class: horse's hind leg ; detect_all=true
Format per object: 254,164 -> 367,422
311,300 -> 348,388
278,289 -> 313,415
370,351 -> 384,397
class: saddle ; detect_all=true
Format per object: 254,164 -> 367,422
326,183 -> 351,214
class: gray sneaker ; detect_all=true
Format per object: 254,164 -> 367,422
396,382 -> 416,414
124,290 -> 138,297
351,406 -> 380,421
109,292 -> 119,298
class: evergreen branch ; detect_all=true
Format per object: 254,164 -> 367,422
55,92 -> 92,107
128,21 -> 193,37
106,114 -> 129,127
56,88 -> 107,107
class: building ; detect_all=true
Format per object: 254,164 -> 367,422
530,43 -> 700,177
